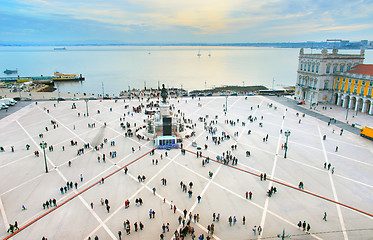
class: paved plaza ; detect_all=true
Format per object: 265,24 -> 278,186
0,95 -> 373,240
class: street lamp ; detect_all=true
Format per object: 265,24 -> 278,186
84,99 -> 89,116
39,141 -> 48,173
225,95 -> 228,112
284,130 -> 291,158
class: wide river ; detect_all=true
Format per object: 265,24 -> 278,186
1,46 -> 372,95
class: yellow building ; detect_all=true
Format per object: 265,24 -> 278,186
333,64 -> 373,114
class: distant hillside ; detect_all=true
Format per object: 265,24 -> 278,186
191,85 -> 267,93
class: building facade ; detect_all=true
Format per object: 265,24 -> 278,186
295,48 -> 373,114
333,64 -> 373,114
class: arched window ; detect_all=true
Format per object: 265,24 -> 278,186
316,64 -> 319,73
340,65 -> 344,72
300,64 -> 303,71
312,65 -> 315,72
324,81 -> 329,90
326,65 -> 330,73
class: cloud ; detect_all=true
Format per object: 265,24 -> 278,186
2,0 -> 373,42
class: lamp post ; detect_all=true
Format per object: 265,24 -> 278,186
84,99 -> 89,116
225,95 -> 228,112
284,130 -> 291,158
39,141 -> 48,173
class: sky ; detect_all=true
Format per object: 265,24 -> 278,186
1,0 -> 373,44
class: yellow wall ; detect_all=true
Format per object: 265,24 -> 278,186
338,78 -> 343,91
363,81 -> 369,96
350,79 -> 355,93
357,80 -> 362,95
343,79 -> 349,92
334,77 -> 338,89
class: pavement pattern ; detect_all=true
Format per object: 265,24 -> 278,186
0,95 -> 373,240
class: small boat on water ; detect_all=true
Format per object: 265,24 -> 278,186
54,47 -> 66,51
208,51 -> 211,57
4,69 -> 18,74
197,50 -> 201,57
52,72 -> 84,81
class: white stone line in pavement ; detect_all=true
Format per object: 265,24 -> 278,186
236,100 -> 264,143
288,136 -> 373,168
16,119 -> 117,240
84,173 -> 149,240
0,196 -> 11,236
171,158 -> 323,240
284,155 -> 373,191
318,125 -> 348,240
0,173 -> 45,197
258,108 -> 286,239
170,165 -> 223,240
0,153 -> 33,170
85,102 -> 213,238
86,150 -> 194,238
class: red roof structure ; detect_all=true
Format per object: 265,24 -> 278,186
347,64 -> 373,76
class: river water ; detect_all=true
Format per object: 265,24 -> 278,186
1,46 -> 371,95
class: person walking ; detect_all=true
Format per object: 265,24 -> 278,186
258,226 -> 262,235
228,216 -> 232,226
323,212 -> 327,221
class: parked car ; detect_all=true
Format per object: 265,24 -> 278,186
0,102 -> 8,109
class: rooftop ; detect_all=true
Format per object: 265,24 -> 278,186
347,64 -> 373,76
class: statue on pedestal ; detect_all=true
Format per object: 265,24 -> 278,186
161,84 -> 168,103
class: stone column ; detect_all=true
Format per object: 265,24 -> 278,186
337,94 -> 342,106
348,98 -> 354,109
342,96 -> 348,108
362,100 -> 368,113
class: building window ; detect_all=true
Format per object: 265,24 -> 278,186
308,64 -> 311,71
340,65 -> 344,72
333,65 -> 337,73
324,81 -> 329,90
316,65 -> 319,73
347,65 -> 351,71
300,64 -> 303,71
368,88 -> 372,97
312,65 -> 315,72
326,65 -> 330,73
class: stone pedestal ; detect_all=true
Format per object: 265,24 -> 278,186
159,102 -> 170,117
